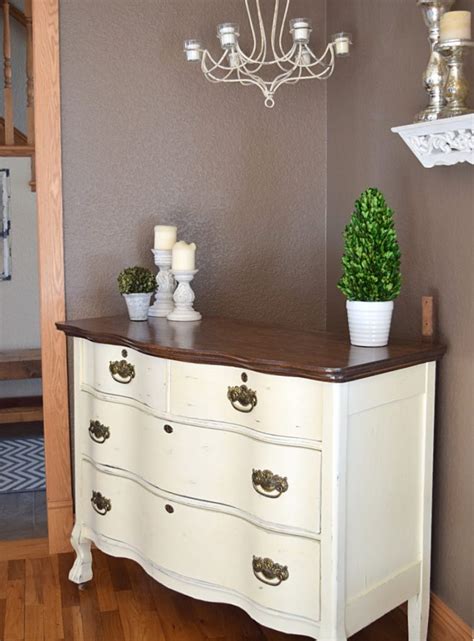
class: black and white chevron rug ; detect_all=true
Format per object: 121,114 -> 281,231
0,436 -> 46,493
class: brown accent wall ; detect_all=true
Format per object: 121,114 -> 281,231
327,0 -> 473,626
59,0 -> 327,331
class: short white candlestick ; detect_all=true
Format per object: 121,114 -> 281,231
167,269 -> 202,322
148,249 -> 176,317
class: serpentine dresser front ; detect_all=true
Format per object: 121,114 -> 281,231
57,316 -> 445,641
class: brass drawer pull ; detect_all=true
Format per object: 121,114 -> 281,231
252,556 -> 289,586
91,491 -> 112,516
252,469 -> 288,498
227,385 -> 257,413
109,359 -> 135,384
88,420 -> 110,444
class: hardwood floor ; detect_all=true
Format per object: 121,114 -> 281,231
0,548 -> 413,641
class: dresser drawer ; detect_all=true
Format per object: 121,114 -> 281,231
80,394 -> 321,535
81,460 -> 320,622
80,340 -> 167,411
169,361 -> 323,442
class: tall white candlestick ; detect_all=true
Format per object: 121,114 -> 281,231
172,241 -> 196,271
440,11 -> 471,42
154,225 -> 177,250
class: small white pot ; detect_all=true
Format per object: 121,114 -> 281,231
123,293 -> 152,321
346,300 -> 394,347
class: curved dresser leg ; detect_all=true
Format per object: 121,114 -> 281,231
69,523 -> 93,586
408,592 -> 429,641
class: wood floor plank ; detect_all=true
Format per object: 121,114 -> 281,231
0,538 -> 49,562
106,554 -> 131,593
58,553 -> 79,608
3,579 -> 25,641
0,561 -> 8,598
0,598 -> 6,640
93,550 -> 118,613
7,560 -> 25,581
150,579 -> 206,641
192,597 -> 228,639
98,610 -> 125,641
25,558 -> 44,606
117,590 -> 166,641
78,581 -> 101,641
42,556 -> 65,641
24,603 -> 44,641
62,605 -> 84,641
124,558 -> 154,613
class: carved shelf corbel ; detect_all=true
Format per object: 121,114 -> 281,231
392,113 -> 474,168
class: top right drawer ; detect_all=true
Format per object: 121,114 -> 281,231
169,360 -> 323,442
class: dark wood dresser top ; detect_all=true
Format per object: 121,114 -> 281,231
56,315 -> 445,383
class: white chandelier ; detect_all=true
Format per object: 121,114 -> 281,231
184,0 -> 352,108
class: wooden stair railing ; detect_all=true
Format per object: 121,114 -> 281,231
0,0 -> 35,191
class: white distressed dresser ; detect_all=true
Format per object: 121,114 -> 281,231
57,316 -> 445,641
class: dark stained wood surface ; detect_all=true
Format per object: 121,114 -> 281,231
0,349 -> 42,381
56,316 -> 445,383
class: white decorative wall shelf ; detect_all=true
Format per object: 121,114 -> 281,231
392,113 -> 474,168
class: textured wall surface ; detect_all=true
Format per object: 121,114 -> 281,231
327,0 -> 473,625
60,0 -> 327,331
0,157 -> 40,398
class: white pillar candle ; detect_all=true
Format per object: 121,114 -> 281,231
440,11 -> 471,42
154,225 -> 177,250
172,241 -> 196,271
335,38 -> 350,55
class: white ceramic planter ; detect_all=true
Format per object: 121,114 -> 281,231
123,293 -> 152,321
346,300 -> 394,347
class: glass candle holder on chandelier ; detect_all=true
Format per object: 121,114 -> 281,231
183,0 -> 352,108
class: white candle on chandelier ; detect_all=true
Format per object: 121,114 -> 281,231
290,18 -> 312,44
440,11 -> 471,42
331,33 -> 352,57
154,225 -> 177,250
172,241 -> 196,271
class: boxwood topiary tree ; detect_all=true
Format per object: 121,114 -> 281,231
118,266 -> 156,295
337,187 -> 401,301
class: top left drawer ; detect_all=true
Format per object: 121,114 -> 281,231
80,340 -> 167,412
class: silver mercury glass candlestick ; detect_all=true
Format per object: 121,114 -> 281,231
148,248 -> 176,317
415,0 -> 455,122
167,270 -> 201,322
436,39 -> 474,117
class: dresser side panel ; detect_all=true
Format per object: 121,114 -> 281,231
344,363 -> 436,633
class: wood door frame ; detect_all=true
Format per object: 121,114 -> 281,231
33,0 -> 73,553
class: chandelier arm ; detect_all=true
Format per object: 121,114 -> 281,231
304,43 -> 335,69
278,0 -> 291,57
270,59 -> 303,93
244,0 -> 266,63
244,0 -> 259,60
256,0 -> 267,64
293,63 -> 335,81
237,68 -> 269,93
201,49 -> 232,73
201,51 -> 244,81
300,49 -> 335,79
271,0 -> 296,71
236,42 -> 297,66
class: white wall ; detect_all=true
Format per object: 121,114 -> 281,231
0,157 -> 40,398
